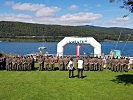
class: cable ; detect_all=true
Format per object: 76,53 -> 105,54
121,34 -> 131,54
114,31 -> 122,50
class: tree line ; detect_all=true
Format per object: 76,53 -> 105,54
0,21 -> 133,42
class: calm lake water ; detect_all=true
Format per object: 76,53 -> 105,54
0,42 -> 133,56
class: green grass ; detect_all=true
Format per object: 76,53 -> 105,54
0,67 -> 133,100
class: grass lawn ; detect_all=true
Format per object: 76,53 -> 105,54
0,65 -> 133,100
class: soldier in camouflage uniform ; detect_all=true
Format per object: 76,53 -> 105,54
114,57 -> 119,72
38,56 -> 44,71
107,56 -> 112,70
124,58 -> 130,72
83,57 -> 89,71
49,56 -> 54,71
27,56 -> 32,71
6,57 -> 9,70
119,57 -> 123,72
58,56 -> 64,71
44,56 -> 50,70
64,56 -> 69,70
93,57 -> 98,71
22,57 -> 26,71
89,57 -> 95,71
111,57 -> 115,71
9,57 -> 12,71
12,57 -> 17,71
17,57 -> 22,71
98,57 -> 102,71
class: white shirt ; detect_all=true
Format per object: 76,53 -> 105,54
78,60 -> 83,69
67,60 -> 74,70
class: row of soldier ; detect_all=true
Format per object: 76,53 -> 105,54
0,56 -> 34,71
37,56 -> 71,71
37,56 -> 104,71
0,55 -> 131,72
81,56 -> 130,72
107,56 -> 130,72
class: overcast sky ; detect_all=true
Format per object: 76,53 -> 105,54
0,0 -> 133,28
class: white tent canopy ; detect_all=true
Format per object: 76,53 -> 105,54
57,37 -> 101,57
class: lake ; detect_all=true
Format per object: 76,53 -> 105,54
0,42 -> 133,56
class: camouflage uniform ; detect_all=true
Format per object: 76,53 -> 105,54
119,58 -> 124,72
27,57 -> 32,71
124,58 -> 130,72
115,57 -> 119,72
83,57 -> 89,71
64,56 -> 69,70
44,56 -> 50,70
98,57 -> 102,71
12,57 -> 17,71
107,57 -> 112,70
89,57 -> 95,71
49,56 -> 54,71
38,56 -> 44,71
93,57 -> 98,71
22,57 -> 26,71
58,56 -> 64,71
17,57 -> 22,71
8,57 -> 12,71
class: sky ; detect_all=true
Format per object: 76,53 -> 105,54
0,0 -> 133,28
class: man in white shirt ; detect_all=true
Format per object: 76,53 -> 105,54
77,57 -> 84,78
67,58 -> 74,78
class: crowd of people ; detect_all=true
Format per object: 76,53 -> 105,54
0,54 -> 131,76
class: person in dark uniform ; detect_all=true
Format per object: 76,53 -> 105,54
67,58 -> 74,78
0,56 -> 2,70
30,55 -> 34,70
2,56 -> 6,70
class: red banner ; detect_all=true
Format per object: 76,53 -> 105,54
76,44 -> 80,58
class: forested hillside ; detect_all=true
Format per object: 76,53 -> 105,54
0,21 -> 133,42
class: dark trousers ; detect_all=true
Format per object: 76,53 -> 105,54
78,69 -> 83,78
68,70 -> 74,78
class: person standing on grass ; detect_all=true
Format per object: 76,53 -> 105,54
67,58 -> 74,78
77,57 -> 84,78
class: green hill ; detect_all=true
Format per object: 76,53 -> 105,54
0,21 -> 133,42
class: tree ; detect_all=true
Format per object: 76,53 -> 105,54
110,0 -> 133,16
